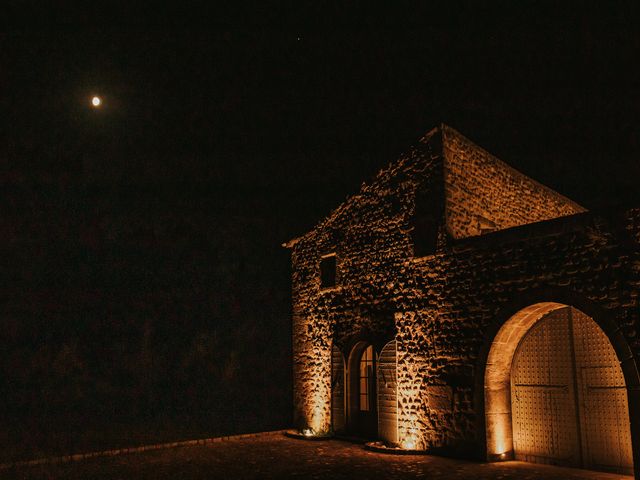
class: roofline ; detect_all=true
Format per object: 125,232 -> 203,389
281,123 -> 588,248
281,125 -> 444,248
282,236 -> 301,249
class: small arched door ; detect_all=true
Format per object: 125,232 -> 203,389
347,342 -> 377,438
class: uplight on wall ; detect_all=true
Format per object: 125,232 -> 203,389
398,411 -> 423,451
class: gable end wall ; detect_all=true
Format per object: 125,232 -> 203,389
443,126 -> 586,239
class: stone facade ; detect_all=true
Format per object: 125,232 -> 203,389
284,125 -> 640,477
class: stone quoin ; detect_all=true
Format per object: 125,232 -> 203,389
283,124 -> 640,478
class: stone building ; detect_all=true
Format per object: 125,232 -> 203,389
283,125 -> 640,477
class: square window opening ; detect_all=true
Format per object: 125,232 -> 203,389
320,254 -> 337,289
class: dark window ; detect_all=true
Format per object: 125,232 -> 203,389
413,216 -> 438,257
320,254 -> 336,288
359,345 -> 374,411
412,189 -> 439,257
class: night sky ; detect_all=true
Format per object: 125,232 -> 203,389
1,1 -> 640,459
4,4 -> 640,216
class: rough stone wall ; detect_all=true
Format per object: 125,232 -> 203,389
289,129 -> 443,431
442,126 -> 586,239
287,125 -> 640,463
403,212 -> 640,456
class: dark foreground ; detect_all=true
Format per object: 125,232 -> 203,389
3,433 -> 632,480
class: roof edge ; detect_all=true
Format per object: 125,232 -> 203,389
281,124 -> 444,247
282,237 -> 301,249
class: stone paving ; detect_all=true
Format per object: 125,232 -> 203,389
4,434 -> 633,480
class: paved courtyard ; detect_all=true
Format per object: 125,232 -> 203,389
3,433 -> 633,480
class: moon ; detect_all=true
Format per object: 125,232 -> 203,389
91,96 -> 102,107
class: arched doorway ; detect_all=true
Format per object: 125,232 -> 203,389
347,342 -> 378,438
485,303 -> 634,475
333,340 -> 398,442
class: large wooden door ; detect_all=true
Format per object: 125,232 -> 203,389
511,307 -> 633,474
572,309 -> 634,473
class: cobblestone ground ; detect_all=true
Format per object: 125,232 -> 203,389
4,434 -> 633,480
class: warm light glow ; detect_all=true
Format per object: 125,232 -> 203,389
91,96 -> 102,107
301,349 -> 332,436
310,406 -> 322,432
484,302 -> 565,459
397,353 -> 426,451
302,428 -> 313,437
398,405 -> 423,450
493,420 -> 507,455
304,344 -> 333,435
401,424 -> 420,450
402,438 -> 417,450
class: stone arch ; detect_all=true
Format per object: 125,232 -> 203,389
478,292 -> 640,478
484,302 -> 565,458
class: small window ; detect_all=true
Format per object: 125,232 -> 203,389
359,345 -> 374,411
320,254 -> 336,288
413,216 -> 438,257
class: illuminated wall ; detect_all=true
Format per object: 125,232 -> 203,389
292,311 -> 332,433
442,127 -> 585,239
285,124 -> 640,475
